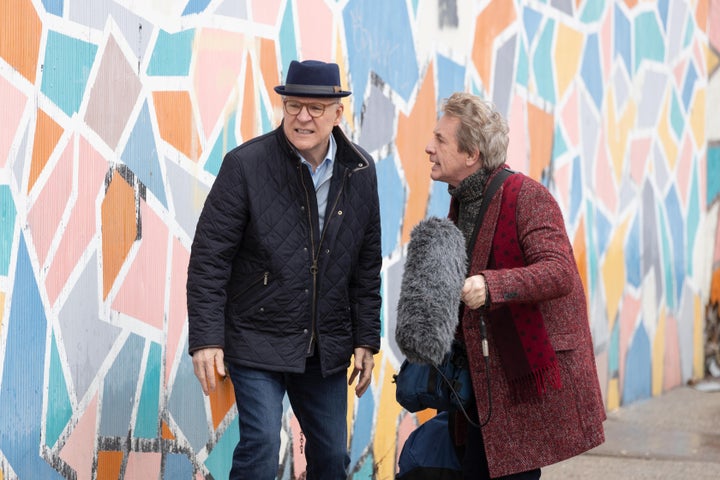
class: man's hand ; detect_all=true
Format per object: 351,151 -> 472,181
348,347 -> 375,397
192,347 -> 226,396
461,274 -> 487,310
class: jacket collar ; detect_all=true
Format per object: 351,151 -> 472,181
275,123 -> 369,172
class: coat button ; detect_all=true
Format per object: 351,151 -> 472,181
337,210 -> 343,215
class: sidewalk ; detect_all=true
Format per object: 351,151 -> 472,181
542,379 -> 720,479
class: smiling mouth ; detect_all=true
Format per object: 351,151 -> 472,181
295,128 -> 314,134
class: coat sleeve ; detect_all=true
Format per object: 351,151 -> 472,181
186,151 -> 249,354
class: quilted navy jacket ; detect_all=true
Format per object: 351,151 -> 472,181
187,123 -> 382,376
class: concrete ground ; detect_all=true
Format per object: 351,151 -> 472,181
542,379 -> 720,479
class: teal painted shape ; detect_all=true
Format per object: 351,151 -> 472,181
658,204 -> 675,310
634,12 -> 665,73
669,89 -> 684,138
99,334 -> 145,436
609,319 -> 619,377
0,185 -> 16,276
204,110 -> 238,177
580,0 -> 606,23
708,145 -> 720,205
683,15 -> 694,49
205,415 -> 239,480
260,100 -> 273,135
134,342 -> 161,439
147,29 -> 195,77
352,454 -> 375,479
552,125 -> 567,160
46,331 -> 73,448
685,160 -> 699,277
41,30 -> 98,116
533,18 -> 556,104
516,40 -> 528,87
349,387 -> 375,468
278,1 -> 298,79
121,101 -> 168,207
622,323 -> 652,405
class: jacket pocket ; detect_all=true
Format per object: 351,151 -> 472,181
228,271 -> 270,303
551,332 -> 579,352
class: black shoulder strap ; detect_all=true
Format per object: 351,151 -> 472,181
466,168 -> 514,260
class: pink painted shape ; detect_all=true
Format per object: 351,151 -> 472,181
395,413 -> 417,474
506,94 -> 527,172
594,349 -> 609,407
251,0 -> 282,25
193,29 -> 245,139
46,136 -> 108,306
629,137 -> 651,185
111,201 -> 168,329
27,137 -> 73,268
290,414 -> 307,479
296,0 -> 333,61
561,86 -> 579,148
663,315 -> 682,390
710,0 -> 720,53
618,292 -> 641,393
594,130 -> 618,213
552,161 -> 571,213
0,76 -> 27,169
672,57 -> 688,90
166,237 -> 190,385
676,133 -> 693,208
599,6 -> 612,83
59,394 -> 99,480
125,452 -> 161,478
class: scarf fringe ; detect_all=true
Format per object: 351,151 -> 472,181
509,361 -> 562,404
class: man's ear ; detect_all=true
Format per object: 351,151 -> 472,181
466,149 -> 482,167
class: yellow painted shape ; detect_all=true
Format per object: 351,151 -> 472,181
605,90 -> 637,184
606,377 -> 620,411
373,356 -> 405,479
100,173 -> 137,298
707,42 -> 720,74
689,87 -> 706,149
657,92 -> 678,170
555,24 -> 584,98
693,295 -> 704,379
601,216 -> 628,324
651,307 -> 666,396
335,29 -> 355,131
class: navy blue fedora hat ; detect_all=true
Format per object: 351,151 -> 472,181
274,60 -> 352,98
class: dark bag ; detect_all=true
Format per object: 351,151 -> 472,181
396,411 -> 462,479
394,341 -> 472,413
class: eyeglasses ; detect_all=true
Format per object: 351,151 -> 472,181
283,100 -> 339,118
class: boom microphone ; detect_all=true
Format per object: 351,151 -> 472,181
395,216 -> 467,366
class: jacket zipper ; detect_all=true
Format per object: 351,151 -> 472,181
229,271 -> 269,303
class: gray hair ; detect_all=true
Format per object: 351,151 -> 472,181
441,92 -> 509,169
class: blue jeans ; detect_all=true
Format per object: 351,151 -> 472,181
226,354 -> 350,480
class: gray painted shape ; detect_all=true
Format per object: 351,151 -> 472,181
551,0 -> 574,15
167,347 -> 210,452
677,282 -> 695,382
580,89 -> 600,190
666,0 -> 688,65
58,253 -> 122,401
590,277 -> 610,350
637,70 -> 668,129
164,158 -> 210,240
69,0 -> 152,61
358,83 -> 395,153
640,180 -> 662,301
12,124 -> 29,191
99,333 -> 144,436
492,34 -> 517,120
384,254 -> 406,362
652,140 -> 670,193
611,63 -> 631,114
215,0 -> 249,19
618,167 -> 637,214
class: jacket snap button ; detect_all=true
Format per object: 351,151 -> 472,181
337,210 -> 343,215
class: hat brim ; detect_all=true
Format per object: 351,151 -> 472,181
274,86 -> 352,98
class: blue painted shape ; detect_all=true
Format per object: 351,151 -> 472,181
41,30 -> 98,116
205,415 -> 239,480
580,0 -> 605,23
99,334 -> 144,436
581,33 -> 603,109
168,345 -> 210,452
260,99 -> 273,135
147,29 -> 195,77
552,125 -> 567,161
427,181 -> 451,220
622,323 -> 652,405
42,0 -> 63,16
205,110 -> 238,177
609,319 -> 619,377
0,236 -> 62,479
0,185 -> 16,276
681,62 -> 698,111
686,160 -> 699,276
708,146 -> 720,205
182,0 -> 211,15
349,385 -> 375,468
436,54 -> 465,108
516,40 -> 529,87
163,453 -> 195,479
278,0 -> 298,83
522,6 -> 543,46
683,15 -> 695,48
658,205 -> 675,310
533,18 -> 556,104
670,89 -> 684,138
376,155 -> 404,257
594,206 -> 612,258
658,0 -> 670,31
121,101 -> 168,207
613,4 -> 631,74
634,12 -> 665,72
664,185 -> 685,303
46,331 -> 72,448
343,0 -> 419,111
569,156 -> 583,225
625,214 -> 641,288
134,342 -> 161,439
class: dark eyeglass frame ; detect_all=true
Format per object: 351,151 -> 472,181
283,99 -> 340,118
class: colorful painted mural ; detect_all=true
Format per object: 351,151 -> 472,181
1,0 -> 719,478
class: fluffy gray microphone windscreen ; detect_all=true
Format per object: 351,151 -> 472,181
395,216 -> 467,366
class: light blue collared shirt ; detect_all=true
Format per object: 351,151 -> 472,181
299,134 -> 336,232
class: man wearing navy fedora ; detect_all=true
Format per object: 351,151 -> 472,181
187,60 -> 382,479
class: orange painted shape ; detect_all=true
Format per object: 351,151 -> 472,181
161,420 -> 176,440
472,0 -> 517,90
623,0 -> 639,8
259,38 -> 283,124
96,450 -> 123,480
573,218 -> 588,301
526,102 -> 554,181
397,62 -> 436,245
101,173 -> 137,298
695,0 -> 709,34
152,91 -> 202,161
240,52 -> 257,143
29,109 -> 65,193
209,369 -> 236,430
710,267 -> 720,304
0,0 -> 41,83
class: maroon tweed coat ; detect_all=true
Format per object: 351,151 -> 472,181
450,167 -> 606,477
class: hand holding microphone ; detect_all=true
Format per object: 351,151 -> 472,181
461,274 -> 487,310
